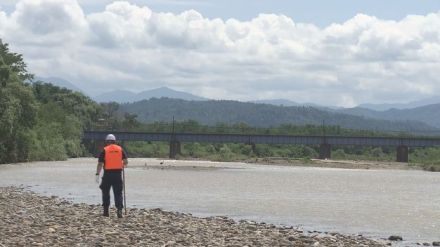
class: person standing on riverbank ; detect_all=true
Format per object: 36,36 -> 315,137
95,134 -> 128,218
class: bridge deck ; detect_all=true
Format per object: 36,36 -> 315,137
83,131 -> 440,147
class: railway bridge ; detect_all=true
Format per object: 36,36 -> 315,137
83,131 -> 440,162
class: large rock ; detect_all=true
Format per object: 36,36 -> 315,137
388,235 -> 403,241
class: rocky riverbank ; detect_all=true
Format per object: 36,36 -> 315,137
0,187 -> 389,247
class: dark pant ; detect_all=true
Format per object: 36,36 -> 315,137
99,171 -> 123,210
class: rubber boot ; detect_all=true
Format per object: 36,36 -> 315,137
103,207 -> 109,217
117,209 -> 123,218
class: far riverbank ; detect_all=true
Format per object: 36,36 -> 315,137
169,156 -> 425,171
250,157 -> 424,170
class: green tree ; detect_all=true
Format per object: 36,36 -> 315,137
0,40 -> 33,81
0,40 -> 38,163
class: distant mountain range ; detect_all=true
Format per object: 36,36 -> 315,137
94,87 -> 207,103
95,84 -> 440,112
358,96 -> 440,111
337,104 -> 440,128
31,76 -> 440,130
119,98 -> 438,134
32,78 -> 208,103
33,75 -> 440,110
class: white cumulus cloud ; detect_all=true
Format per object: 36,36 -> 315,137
0,0 -> 439,107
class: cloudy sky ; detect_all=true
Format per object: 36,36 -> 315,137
0,0 -> 439,107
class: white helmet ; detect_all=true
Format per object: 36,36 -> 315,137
105,134 -> 116,141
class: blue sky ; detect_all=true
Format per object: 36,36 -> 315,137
0,0 -> 439,106
77,0 -> 440,25
4,0 -> 439,25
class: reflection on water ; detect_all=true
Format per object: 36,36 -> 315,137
1,158 -> 439,244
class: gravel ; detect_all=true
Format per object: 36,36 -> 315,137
0,186 -> 388,247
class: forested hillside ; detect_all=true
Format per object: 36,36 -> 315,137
338,105 -> 440,128
0,40 -> 101,163
119,98 -> 438,134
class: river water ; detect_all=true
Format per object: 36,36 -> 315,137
0,158 -> 439,245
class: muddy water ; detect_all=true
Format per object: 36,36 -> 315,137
0,158 -> 439,244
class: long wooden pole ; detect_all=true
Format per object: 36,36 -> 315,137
123,167 -> 127,215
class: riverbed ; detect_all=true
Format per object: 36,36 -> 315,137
0,158 -> 439,245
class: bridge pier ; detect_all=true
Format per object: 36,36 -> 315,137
319,144 -> 331,159
169,141 -> 181,159
251,143 -> 256,154
396,145 -> 408,163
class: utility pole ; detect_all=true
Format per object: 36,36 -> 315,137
169,116 -> 179,159
319,119 -> 331,160
172,116 -> 175,135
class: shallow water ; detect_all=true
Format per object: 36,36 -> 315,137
1,158 -> 439,244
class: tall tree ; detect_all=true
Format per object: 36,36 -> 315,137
0,40 -> 37,163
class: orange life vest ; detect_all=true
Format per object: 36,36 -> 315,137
104,144 -> 123,170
